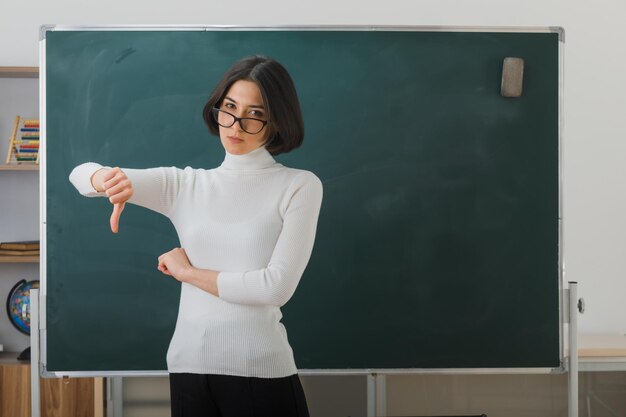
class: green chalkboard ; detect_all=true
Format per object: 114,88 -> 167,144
44,28 -> 561,373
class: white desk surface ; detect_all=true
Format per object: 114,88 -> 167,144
577,334 -> 626,372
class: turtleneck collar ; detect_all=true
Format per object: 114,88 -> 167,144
219,145 -> 279,171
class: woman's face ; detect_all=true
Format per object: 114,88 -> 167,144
217,80 -> 270,155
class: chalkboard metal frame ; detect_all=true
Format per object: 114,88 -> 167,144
38,25 -> 565,377
39,24 -> 566,40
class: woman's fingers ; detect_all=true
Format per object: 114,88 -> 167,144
101,167 -> 118,182
101,168 -> 125,192
108,188 -> 132,205
157,258 -> 172,276
99,168 -> 132,233
101,168 -> 118,191
110,202 -> 125,234
105,178 -> 131,197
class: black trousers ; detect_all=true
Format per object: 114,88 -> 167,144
169,373 -> 310,417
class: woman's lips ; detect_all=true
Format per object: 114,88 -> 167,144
228,136 -> 243,144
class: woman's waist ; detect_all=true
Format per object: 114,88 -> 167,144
178,282 -> 281,316
177,299 -> 282,326
171,313 -> 290,350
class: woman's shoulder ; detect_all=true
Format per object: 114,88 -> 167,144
278,167 -> 323,195
280,166 -> 321,182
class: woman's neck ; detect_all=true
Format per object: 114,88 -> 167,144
219,145 -> 278,171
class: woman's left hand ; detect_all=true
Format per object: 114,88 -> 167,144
158,248 -> 193,282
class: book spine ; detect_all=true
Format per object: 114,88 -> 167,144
0,249 -> 41,255
0,241 -> 40,250
0,246 -> 40,250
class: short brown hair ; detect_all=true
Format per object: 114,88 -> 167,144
202,55 -> 304,156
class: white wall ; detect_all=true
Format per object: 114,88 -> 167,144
1,0 -> 624,336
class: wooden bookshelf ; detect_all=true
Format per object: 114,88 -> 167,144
0,164 -> 39,171
0,353 -> 104,417
0,67 -> 39,79
0,256 -> 39,263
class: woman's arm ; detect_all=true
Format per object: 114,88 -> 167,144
70,163 -> 126,232
69,162 -> 111,196
157,170 -> 322,307
69,162 -> 192,231
216,172 -> 323,307
155,172 -> 323,306
156,250 -> 220,296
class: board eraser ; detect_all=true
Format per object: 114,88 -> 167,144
501,57 -> 524,97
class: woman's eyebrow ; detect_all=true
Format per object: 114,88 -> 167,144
224,96 -> 265,109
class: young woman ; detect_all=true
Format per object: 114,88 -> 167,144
69,55 -> 322,417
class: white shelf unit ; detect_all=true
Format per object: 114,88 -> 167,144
0,66 -> 40,353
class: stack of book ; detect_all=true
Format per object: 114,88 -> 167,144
0,240 -> 40,256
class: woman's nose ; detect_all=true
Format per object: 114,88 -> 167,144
233,119 -> 245,132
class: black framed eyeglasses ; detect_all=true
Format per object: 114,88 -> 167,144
212,108 -> 268,135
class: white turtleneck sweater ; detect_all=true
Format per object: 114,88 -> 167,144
69,145 -> 323,378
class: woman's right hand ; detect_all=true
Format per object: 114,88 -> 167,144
91,167 -> 134,234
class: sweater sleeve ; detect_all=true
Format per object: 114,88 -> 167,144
217,172 -> 324,307
69,162 -> 191,217
68,162 -> 111,197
